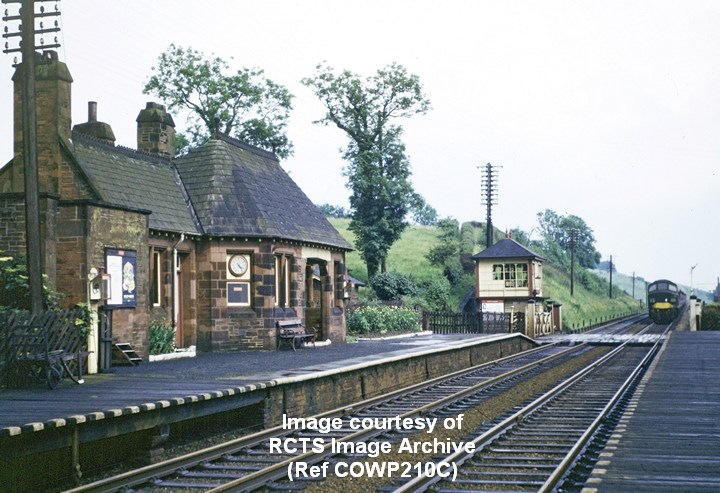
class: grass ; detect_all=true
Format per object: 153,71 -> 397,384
330,218 -> 444,285
329,218 -> 641,331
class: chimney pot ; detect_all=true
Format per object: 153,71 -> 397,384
88,101 -> 97,122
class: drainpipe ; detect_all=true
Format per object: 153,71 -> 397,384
172,233 -> 185,332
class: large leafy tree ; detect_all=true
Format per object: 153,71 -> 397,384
144,44 -> 294,158
536,209 -> 601,268
302,62 -> 430,277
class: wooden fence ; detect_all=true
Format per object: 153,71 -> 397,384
427,311 -> 524,335
0,308 -> 89,386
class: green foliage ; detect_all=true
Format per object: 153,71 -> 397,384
316,203 -> 350,218
330,217 -> 640,330
73,303 -> 92,338
149,321 -> 176,355
701,304 -> 720,330
303,62 -> 430,277
370,272 -> 417,301
542,264 -> 641,330
144,44 -> 294,158
411,198 -> 439,226
420,277 -> 452,311
426,218 -> 468,284
347,305 -> 421,335
0,253 -> 60,311
536,209 -> 601,268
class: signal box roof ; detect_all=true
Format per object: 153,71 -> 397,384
471,238 -> 545,261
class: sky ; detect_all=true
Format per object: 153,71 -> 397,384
0,1 -> 717,293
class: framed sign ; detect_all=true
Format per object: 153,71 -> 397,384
481,300 -> 504,313
228,282 -> 250,306
105,248 -> 137,307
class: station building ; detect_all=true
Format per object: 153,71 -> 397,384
0,52 -> 352,364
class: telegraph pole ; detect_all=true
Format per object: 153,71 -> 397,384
3,0 -> 61,314
479,163 -> 500,248
570,228 -> 577,296
608,255 -> 613,299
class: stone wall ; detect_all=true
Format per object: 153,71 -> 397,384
264,334 -> 537,426
86,204 -> 151,356
195,240 -> 347,352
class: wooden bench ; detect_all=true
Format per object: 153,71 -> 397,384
9,324 -> 88,389
276,319 -> 316,351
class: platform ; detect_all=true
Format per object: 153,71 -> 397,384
583,330 -> 720,492
0,332 -> 524,436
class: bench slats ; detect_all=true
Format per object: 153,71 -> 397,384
276,318 -> 316,351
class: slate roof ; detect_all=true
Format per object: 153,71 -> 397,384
65,134 -> 201,234
175,134 -> 352,250
471,238 -> 545,261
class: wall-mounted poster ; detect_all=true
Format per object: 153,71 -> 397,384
105,248 -> 137,308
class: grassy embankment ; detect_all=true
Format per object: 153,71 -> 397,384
330,218 -> 641,331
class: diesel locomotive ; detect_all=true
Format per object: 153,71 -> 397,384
647,279 -> 687,324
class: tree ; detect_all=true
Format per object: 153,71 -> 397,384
426,218 -> 464,284
302,62 -> 430,277
316,203 -> 350,218
0,253 -> 59,311
144,44 -> 294,158
411,197 -> 439,226
536,209 -> 601,268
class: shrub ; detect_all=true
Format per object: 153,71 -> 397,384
370,272 -> 417,301
421,278 -> 452,311
0,252 -> 60,311
149,321 -> 175,355
347,305 -> 421,335
701,304 -> 720,330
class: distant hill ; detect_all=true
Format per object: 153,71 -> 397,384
330,218 -> 641,330
592,269 -> 714,304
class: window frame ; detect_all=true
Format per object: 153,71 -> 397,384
274,254 -> 292,308
227,252 -> 252,307
151,249 -> 163,307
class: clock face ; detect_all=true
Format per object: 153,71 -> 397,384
228,254 -> 249,277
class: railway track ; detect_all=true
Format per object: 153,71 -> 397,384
66,317 -> 656,492
393,338 -> 661,492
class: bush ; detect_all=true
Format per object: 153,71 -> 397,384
149,321 -> 175,355
347,305 -> 421,335
421,278 -> 452,311
0,252 -> 60,311
701,304 -> 720,330
370,272 -> 417,301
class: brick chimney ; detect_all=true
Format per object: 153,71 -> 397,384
72,101 -> 116,145
136,102 -> 175,157
12,50 -> 72,194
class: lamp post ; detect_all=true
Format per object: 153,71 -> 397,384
690,263 -> 698,295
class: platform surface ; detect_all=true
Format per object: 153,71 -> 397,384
584,330 -> 720,492
0,332 -> 509,435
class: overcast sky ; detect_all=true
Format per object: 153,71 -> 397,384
0,1 -> 717,293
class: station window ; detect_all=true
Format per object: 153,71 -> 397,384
493,263 -> 529,288
274,254 -> 292,308
151,250 -> 163,306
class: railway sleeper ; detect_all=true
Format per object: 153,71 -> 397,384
444,477 -> 545,488
458,472 -> 553,484
178,469 -> 249,480
152,478 -> 223,489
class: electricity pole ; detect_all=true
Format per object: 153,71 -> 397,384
3,0 -> 61,314
570,228 -> 577,296
608,255 -> 613,299
479,163 -> 500,248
